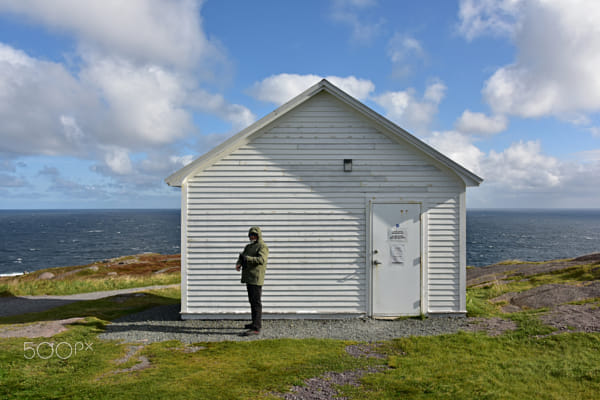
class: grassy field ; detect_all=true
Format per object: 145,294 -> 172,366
1,258 -> 599,399
0,254 -> 181,296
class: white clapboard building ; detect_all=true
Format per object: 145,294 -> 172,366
166,79 -> 482,319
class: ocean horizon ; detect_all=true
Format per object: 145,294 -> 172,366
1,208 -> 599,276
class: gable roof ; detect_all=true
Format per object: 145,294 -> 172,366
165,79 -> 483,187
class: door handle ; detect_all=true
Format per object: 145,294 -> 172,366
373,260 -> 382,266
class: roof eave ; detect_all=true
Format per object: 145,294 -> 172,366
165,80 -> 329,187
317,80 -> 484,187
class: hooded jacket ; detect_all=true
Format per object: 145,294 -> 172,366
237,226 -> 269,286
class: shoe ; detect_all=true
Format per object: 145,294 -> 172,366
244,323 -> 255,329
241,329 -> 260,336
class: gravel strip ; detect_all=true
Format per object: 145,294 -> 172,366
99,304 -> 472,343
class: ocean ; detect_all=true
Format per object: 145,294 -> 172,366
0,209 -> 180,276
1,209 -> 599,275
467,209 -> 600,266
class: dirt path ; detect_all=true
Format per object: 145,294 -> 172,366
0,284 -> 179,318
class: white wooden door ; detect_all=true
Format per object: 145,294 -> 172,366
371,203 -> 421,316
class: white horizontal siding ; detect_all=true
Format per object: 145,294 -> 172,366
427,199 -> 461,312
184,92 -> 463,316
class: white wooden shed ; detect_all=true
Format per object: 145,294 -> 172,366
166,79 -> 482,319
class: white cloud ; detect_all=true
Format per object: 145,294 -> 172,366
458,0 -> 521,40
188,89 -> 256,130
330,0 -> 383,43
0,43 -> 98,156
81,56 -> 193,147
329,76 -> 376,101
427,129 -> 600,207
0,0 -> 223,71
249,74 -> 375,105
373,80 -> 447,134
89,146 -> 197,191
388,35 -> 424,63
424,81 -> 446,104
103,147 -> 133,175
427,131 -> 484,174
0,0 -> 253,188
428,130 -> 562,191
575,149 -> 600,163
387,33 -> 426,78
459,0 -> 600,124
60,116 -> 85,143
486,140 -> 561,189
169,154 -> 195,169
0,43 -> 199,155
455,110 -> 508,135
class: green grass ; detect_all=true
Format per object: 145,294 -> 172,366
0,273 -> 180,297
1,330 -> 378,399
0,253 -> 181,296
2,306 -> 598,399
342,332 -> 600,400
1,259 -> 599,399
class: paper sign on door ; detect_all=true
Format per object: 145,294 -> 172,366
390,244 -> 405,264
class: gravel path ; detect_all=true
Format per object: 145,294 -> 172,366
2,286 -> 479,342
98,304 -> 473,343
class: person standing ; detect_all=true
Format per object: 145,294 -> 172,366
236,226 -> 268,336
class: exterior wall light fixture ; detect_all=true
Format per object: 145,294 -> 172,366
343,159 -> 352,172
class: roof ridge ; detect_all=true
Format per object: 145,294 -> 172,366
165,80 -> 483,187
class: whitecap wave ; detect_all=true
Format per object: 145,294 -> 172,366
0,272 -> 24,277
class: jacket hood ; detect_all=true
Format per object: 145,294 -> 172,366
248,226 -> 262,241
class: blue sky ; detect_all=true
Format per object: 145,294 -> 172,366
1,0 -> 599,209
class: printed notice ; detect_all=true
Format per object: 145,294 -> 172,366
389,225 -> 407,241
390,244 -> 405,264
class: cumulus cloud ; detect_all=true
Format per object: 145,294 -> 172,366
459,0 -> 600,124
0,43 -> 98,156
485,140 -> 561,189
0,0 -> 256,196
0,43 -> 205,157
249,74 -> 375,105
251,73 -> 448,136
427,130 -> 563,191
455,110 -> 508,135
0,0 -> 223,71
80,56 -> 193,147
427,131 -> 484,174
373,80 -> 447,135
92,147 -> 196,191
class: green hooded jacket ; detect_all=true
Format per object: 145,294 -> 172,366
237,226 -> 269,286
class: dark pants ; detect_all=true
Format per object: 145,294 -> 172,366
246,284 -> 262,330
